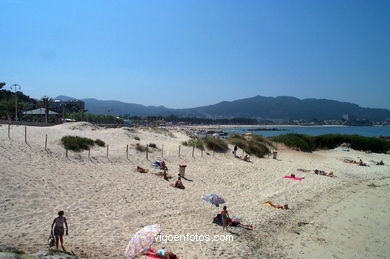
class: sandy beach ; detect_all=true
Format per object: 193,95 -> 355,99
0,122 -> 389,258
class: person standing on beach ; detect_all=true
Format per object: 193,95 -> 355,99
233,145 -> 238,157
221,206 -> 230,231
51,210 -> 68,251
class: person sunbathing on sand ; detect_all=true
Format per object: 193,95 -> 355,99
227,217 -> 254,230
314,170 -> 336,177
146,249 -> 178,259
290,173 -> 304,179
265,201 -> 289,209
136,166 -> 148,173
377,160 -> 384,165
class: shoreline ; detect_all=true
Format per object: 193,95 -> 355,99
252,176 -> 390,258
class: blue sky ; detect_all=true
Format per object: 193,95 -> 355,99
1,0 -> 389,109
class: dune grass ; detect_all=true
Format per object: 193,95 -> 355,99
202,137 -> 228,153
135,143 -> 147,152
61,136 -> 105,152
227,134 -> 272,157
182,138 -> 205,150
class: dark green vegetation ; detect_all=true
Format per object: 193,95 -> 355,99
272,134 -> 390,153
0,88 -> 36,119
134,136 -> 140,140
228,134 -> 273,158
182,138 -> 205,150
94,139 -> 105,147
202,137 -> 228,153
61,136 -> 106,152
148,143 -> 157,148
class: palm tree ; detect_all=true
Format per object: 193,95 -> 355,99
0,82 -> 5,89
39,97 -> 54,123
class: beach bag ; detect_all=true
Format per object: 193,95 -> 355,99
48,233 -> 56,248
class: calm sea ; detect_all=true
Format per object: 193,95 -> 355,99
224,126 -> 390,137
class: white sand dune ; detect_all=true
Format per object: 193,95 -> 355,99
0,123 -> 389,258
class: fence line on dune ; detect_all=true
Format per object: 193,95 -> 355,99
4,126 -> 234,162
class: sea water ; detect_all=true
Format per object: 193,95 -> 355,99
224,126 -> 390,137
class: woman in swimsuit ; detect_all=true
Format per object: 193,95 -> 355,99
51,210 -> 68,251
221,206 -> 230,231
265,201 -> 288,209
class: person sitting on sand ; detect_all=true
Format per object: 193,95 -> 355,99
358,159 -> 367,166
146,249 -> 178,259
243,154 -> 250,162
174,177 -> 185,189
160,161 -> 168,170
377,160 -> 385,166
221,206 -> 230,231
51,210 -> 68,251
265,201 -> 289,210
136,166 -> 148,173
162,171 -> 172,181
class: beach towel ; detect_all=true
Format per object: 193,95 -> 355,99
263,202 -> 283,210
284,176 -> 303,181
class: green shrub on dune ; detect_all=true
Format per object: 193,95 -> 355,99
61,136 -> 95,152
61,136 -> 107,152
227,134 -> 271,157
271,134 -> 314,152
136,143 -> 147,152
202,137 -> 228,152
182,138 -> 205,150
94,139 -> 105,147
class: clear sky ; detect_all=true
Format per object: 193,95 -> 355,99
1,0 -> 389,109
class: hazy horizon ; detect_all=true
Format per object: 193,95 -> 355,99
53,94 -> 390,111
1,0 -> 389,109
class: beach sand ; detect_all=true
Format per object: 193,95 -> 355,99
280,177 -> 390,259
0,122 -> 389,258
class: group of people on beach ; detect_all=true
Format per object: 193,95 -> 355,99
233,145 -> 251,162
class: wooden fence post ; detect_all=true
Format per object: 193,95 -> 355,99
88,148 -> 91,159
45,134 -> 48,151
106,144 -> 109,159
126,144 -> 129,159
146,145 -> 149,160
178,145 -> 181,158
192,144 -> 195,157
161,144 -> 164,158
24,127 -> 27,144
66,149 -> 68,158
8,124 -> 10,139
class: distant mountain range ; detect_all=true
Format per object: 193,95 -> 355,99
55,95 -> 390,121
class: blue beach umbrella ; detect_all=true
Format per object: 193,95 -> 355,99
202,194 -> 225,207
